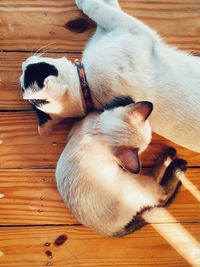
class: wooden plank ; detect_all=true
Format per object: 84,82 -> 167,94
0,169 -> 76,225
0,112 -> 73,169
0,224 -> 199,267
0,0 -> 200,53
0,52 -> 80,110
0,112 -> 199,168
0,169 -> 199,225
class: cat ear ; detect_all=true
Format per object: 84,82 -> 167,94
115,147 -> 141,174
23,89 -> 48,100
126,101 -> 153,122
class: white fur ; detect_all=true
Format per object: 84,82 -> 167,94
21,56 -> 85,117
21,0 -> 200,152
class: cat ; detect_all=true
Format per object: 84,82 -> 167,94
20,0 -> 200,152
56,99 -> 187,237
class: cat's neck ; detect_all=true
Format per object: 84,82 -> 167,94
63,59 -> 102,116
61,59 -> 86,117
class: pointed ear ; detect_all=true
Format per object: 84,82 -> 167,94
126,101 -> 153,122
23,89 -> 48,100
115,147 -> 141,174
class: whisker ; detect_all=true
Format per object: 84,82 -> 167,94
33,42 -> 50,56
2,81 -> 20,85
36,46 -> 59,57
36,48 -> 55,57
33,41 -> 58,57
10,83 -> 21,88
31,39 -> 41,56
10,81 -> 20,84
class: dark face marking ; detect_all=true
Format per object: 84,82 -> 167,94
31,105 -> 52,126
104,96 -> 134,110
24,62 -> 58,89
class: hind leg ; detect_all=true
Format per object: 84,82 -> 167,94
75,0 -> 158,37
75,0 -> 131,31
91,0 -> 121,41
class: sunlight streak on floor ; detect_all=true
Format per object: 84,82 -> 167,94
144,209 -> 200,267
179,172 -> 200,202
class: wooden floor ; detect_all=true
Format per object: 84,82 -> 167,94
0,0 -> 200,266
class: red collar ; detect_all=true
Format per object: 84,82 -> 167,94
74,59 -> 94,113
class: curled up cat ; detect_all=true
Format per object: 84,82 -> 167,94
56,99 -> 187,237
20,0 -> 200,152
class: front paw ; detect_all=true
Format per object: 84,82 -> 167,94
159,158 -> 187,206
75,0 -> 84,10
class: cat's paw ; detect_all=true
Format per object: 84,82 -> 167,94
152,147 -> 177,184
159,158 -> 187,206
157,147 -> 177,169
162,147 -> 177,161
161,158 -> 187,187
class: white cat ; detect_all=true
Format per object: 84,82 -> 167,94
20,0 -> 200,152
56,100 -> 186,237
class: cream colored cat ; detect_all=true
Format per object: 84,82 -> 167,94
20,0 -> 200,152
56,100 -> 187,237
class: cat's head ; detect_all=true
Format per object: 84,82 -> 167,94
20,55 -> 84,135
97,101 -> 153,173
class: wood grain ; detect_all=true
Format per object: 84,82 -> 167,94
0,169 -> 76,225
0,1 -> 200,267
0,169 -> 199,225
0,224 -> 199,267
0,112 -> 199,168
0,52 -> 80,110
0,0 -> 200,53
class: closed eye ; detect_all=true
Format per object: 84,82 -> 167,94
29,99 -> 50,107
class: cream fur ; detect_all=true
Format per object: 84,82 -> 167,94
56,105 -> 167,236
